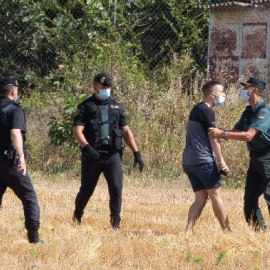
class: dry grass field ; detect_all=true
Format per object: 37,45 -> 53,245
1,173 -> 270,270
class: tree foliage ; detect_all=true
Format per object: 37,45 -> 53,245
1,0 -> 209,167
0,0 -> 209,87
121,0 -> 209,69
48,93 -> 86,148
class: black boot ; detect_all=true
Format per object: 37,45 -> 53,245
110,214 -> 121,230
27,229 -> 43,244
72,211 -> 82,225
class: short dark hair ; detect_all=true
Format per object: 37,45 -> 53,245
202,80 -> 221,96
0,85 -> 15,97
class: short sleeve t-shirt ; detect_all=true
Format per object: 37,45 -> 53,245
182,102 -> 216,165
0,97 -> 27,151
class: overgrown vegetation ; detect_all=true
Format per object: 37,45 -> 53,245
1,0 -> 208,84
1,0 -> 250,186
20,79 -> 250,187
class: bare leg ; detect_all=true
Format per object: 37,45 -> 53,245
207,186 -> 231,231
186,189 -> 208,235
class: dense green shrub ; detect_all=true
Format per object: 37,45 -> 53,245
48,93 -> 86,148
0,0 -> 208,86
2,0 -> 250,184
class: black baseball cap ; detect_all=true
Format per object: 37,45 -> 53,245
240,77 -> 266,91
0,78 -> 18,87
93,73 -> 111,86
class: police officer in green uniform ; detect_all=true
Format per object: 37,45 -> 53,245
72,73 -> 144,229
0,78 -> 43,243
209,77 -> 270,231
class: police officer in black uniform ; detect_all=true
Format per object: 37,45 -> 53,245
0,78 -> 42,243
72,73 -> 144,229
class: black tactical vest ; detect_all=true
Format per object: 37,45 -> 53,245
0,101 -> 19,151
84,98 -> 123,151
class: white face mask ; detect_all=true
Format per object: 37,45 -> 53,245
15,93 -> 20,102
97,89 -> 111,100
241,89 -> 250,102
13,88 -> 19,102
214,94 -> 226,106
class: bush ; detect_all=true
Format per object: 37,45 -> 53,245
48,93 -> 86,148
21,63 -> 250,183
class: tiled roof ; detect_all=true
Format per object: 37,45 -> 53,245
200,1 -> 270,10
252,0 -> 270,3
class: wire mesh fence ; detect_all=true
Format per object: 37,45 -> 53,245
0,1 -> 209,88
0,0 -> 268,91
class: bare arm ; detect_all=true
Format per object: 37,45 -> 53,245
208,127 -> 258,142
11,129 -> 26,176
121,125 -> 138,152
209,136 -> 229,172
73,125 -> 88,147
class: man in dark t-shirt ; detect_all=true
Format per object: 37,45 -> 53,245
182,80 -> 230,235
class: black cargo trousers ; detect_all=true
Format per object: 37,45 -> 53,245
0,156 -> 40,231
244,150 -> 270,230
264,182 -> 270,214
74,151 -> 123,219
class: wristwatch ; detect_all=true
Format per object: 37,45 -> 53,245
221,131 -> 227,138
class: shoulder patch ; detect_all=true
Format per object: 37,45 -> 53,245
74,109 -> 80,117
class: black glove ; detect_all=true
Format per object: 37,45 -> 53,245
133,151 -> 144,172
83,144 -> 100,160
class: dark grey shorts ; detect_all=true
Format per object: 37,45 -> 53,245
183,161 -> 222,191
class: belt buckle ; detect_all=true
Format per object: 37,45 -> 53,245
98,150 -> 109,155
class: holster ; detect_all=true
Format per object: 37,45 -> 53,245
4,149 -> 18,165
119,144 -> 125,160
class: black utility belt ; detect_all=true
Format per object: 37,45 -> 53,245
250,146 -> 270,158
97,149 -> 117,155
0,149 -> 15,159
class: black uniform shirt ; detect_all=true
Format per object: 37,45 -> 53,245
73,95 -> 127,146
73,95 -> 127,128
0,97 -> 27,151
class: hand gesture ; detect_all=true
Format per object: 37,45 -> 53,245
208,127 -> 222,138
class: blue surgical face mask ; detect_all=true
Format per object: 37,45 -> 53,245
14,88 -> 20,102
15,94 -> 20,102
214,95 -> 226,106
97,89 -> 111,100
241,89 -> 250,102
